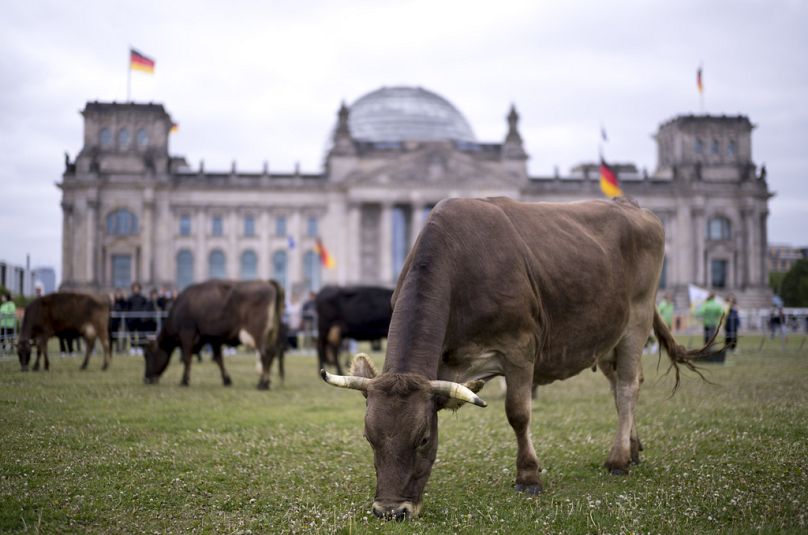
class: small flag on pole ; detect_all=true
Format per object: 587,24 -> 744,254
696,66 -> 703,94
287,236 -> 296,250
314,238 -> 336,269
130,48 -> 155,74
599,157 -> 623,198
170,122 -> 179,134
600,126 -> 608,142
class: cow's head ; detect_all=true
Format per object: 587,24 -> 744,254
321,354 -> 486,520
17,339 -> 31,371
143,339 -> 170,384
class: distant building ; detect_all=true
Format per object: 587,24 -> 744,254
0,259 -> 33,296
768,244 -> 807,273
32,266 -> 56,294
59,87 -> 773,307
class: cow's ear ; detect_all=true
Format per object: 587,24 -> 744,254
349,353 -> 377,380
436,379 -> 485,411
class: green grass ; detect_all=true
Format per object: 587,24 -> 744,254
1,336 -> 807,533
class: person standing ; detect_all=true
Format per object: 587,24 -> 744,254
696,293 -> 724,345
657,293 -> 674,329
127,282 -> 149,355
724,296 -> 740,352
0,292 -> 16,353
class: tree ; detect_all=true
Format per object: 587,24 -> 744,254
781,259 -> 808,307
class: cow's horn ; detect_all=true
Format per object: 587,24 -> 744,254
320,369 -> 371,392
429,380 -> 487,407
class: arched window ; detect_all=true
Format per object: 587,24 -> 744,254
694,138 -> 704,154
306,216 -> 318,237
659,256 -> 668,289
240,250 -> 258,280
707,216 -> 731,241
728,140 -> 737,157
106,209 -> 138,236
244,215 -> 256,237
303,250 -> 321,291
136,128 -> 149,148
208,249 -> 226,279
392,205 -> 411,281
99,128 -> 112,146
118,128 -> 130,147
176,249 -> 194,290
275,216 -> 287,237
272,250 -> 288,290
711,139 -> 720,155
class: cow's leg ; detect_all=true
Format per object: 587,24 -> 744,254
599,360 -> 643,465
278,348 -> 285,384
212,344 -> 232,386
32,342 -> 42,371
257,345 -> 274,390
80,335 -> 95,370
179,337 -> 194,386
601,335 -> 644,475
504,368 -> 541,494
99,330 -> 112,371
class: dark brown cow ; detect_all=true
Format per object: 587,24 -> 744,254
323,197 -> 718,519
17,292 -> 111,371
144,279 -> 284,389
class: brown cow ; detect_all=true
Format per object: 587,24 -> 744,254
144,279 -> 284,389
322,197 -> 718,519
17,292 -> 112,371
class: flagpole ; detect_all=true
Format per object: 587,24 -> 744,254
127,47 -> 131,102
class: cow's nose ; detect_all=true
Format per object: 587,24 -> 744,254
372,502 -> 411,521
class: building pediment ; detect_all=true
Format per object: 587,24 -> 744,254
344,142 -> 520,188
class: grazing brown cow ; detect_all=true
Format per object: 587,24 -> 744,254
323,197 -> 718,519
17,292 -> 112,371
144,279 -> 284,389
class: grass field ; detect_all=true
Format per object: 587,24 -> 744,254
1,336 -> 807,533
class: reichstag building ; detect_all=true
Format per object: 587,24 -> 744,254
59,86 -> 773,308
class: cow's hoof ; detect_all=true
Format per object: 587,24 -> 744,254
609,467 -> 628,476
80,364 -> 88,371
32,366 -> 39,372
515,483 -> 542,495
180,380 -> 189,387
101,364 -> 109,371
257,380 -> 270,390
223,376 -> 232,386
20,367 -> 29,372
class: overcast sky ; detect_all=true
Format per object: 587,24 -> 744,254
2,0 -> 806,283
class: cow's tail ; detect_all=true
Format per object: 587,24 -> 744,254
267,280 -> 285,352
652,309 -> 723,392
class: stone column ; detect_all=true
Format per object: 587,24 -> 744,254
289,211 -> 302,293
86,198 -> 98,285
61,201 -> 74,285
409,203 -> 425,249
379,202 -> 393,285
194,209 -> 206,282
141,189 -> 155,286
740,207 -> 753,289
690,207 -> 705,286
347,202 -> 361,285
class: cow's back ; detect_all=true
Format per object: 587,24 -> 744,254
22,293 -> 110,338
408,197 -> 665,382
317,286 -> 393,339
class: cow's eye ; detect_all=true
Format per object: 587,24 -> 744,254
419,436 -> 429,448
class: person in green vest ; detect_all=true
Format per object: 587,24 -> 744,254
0,291 -> 17,352
657,293 -> 674,329
696,292 -> 724,344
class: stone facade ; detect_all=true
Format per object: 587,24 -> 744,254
59,88 -> 772,307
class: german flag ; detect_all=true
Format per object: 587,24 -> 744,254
314,238 -> 336,269
130,48 -> 155,74
599,158 -> 622,198
697,66 -> 703,94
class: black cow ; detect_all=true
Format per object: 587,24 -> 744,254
144,279 -> 284,389
316,285 -> 393,375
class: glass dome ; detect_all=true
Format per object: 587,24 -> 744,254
348,86 -> 476,143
